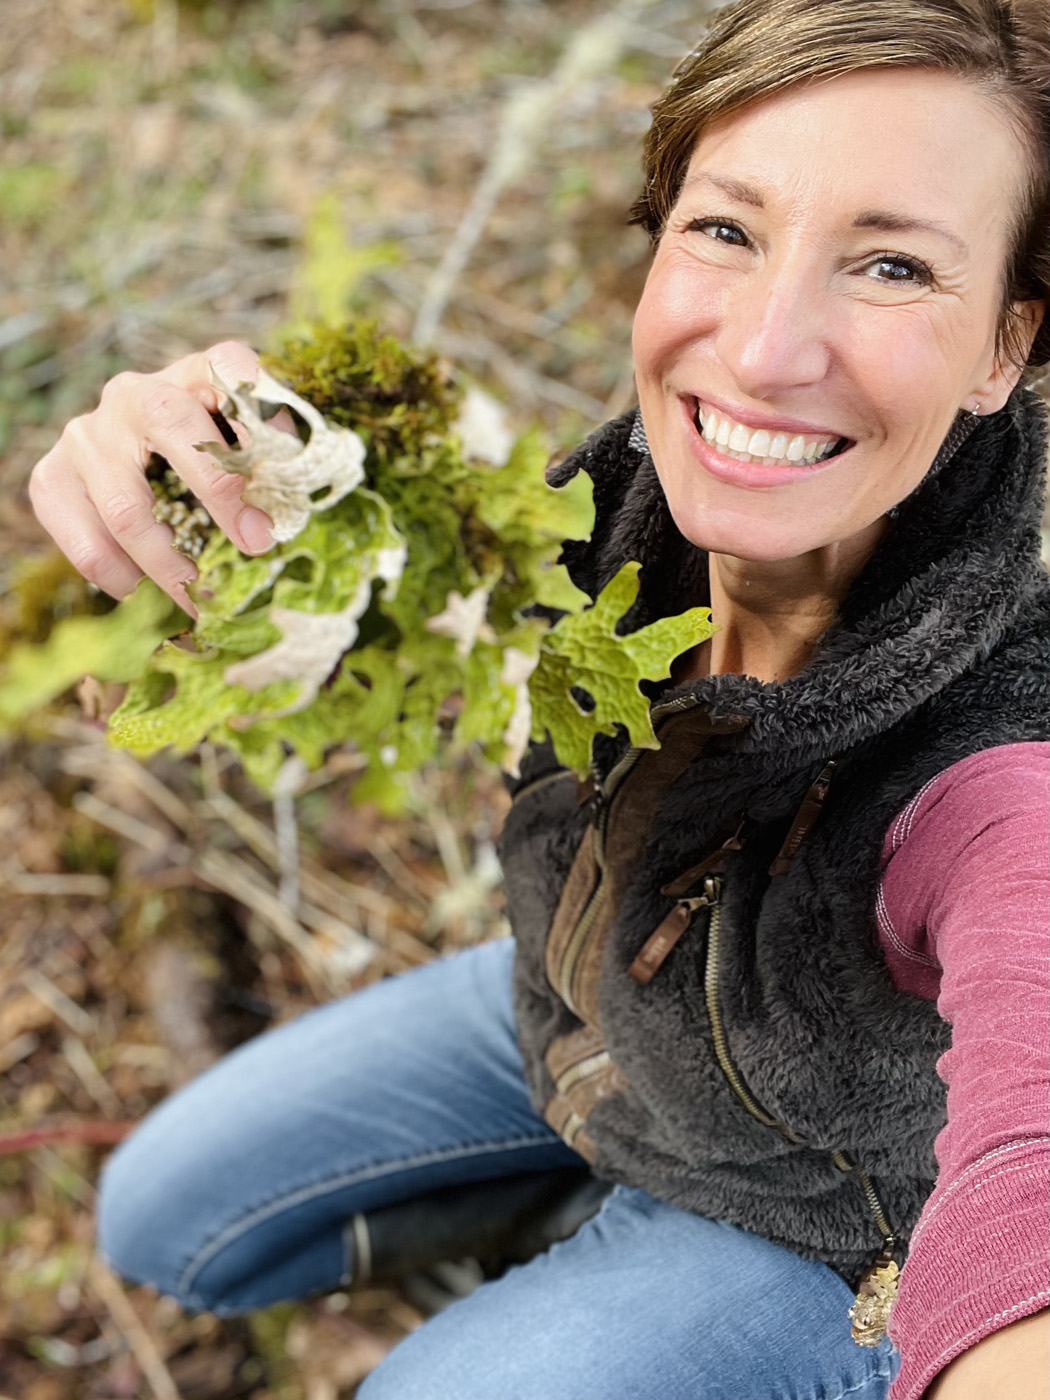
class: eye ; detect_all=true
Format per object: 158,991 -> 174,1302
685,217 -> 750,247
862,253 -> 933,287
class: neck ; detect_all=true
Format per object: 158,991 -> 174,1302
684,519 -> 888,684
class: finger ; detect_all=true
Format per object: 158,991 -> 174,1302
161,340 -> 263,408
54,415 -> 207,606
30,454 -> 197,614
100,373 -> 274,555
83,472 -> 202,614
269,405 -> 299,437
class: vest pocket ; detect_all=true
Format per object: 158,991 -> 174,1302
543,827 -> 602,1017
543,1024 -> 630,1162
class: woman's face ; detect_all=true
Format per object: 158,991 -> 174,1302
631,67 -> 1036,560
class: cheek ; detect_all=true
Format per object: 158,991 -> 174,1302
632,256 -> 724,374
838,296 -> 991,420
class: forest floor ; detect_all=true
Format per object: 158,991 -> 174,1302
0,1 -> 709,1395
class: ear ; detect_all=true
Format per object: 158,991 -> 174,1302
969,299 -> 1046,412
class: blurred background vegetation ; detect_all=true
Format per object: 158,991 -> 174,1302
0,1 -> 712,1396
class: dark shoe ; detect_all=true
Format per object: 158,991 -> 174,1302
347,1168 -> 612,1311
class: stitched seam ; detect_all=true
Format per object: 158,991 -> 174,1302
909,1142 -> 1049,1252
890,778 -> 935,851
176,1130 -> 559,1302
891,775 -> 941,851
875,883 -> 939,969
899,773 -> 942,848
912,1155 -> 1045,1248
922,1291 -> 1050,1393
826,1359 -> 894,1400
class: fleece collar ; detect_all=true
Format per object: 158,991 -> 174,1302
553,387 -> 1048,766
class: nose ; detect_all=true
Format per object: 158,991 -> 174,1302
714,254 -> 831,396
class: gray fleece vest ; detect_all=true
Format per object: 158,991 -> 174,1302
500,387 -> 1049,1291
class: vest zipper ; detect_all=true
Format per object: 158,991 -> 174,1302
702,874 -> 901,1346
702,877 -> 806,1143
557,694 -> 704,1014
554,1049 -> 612,1095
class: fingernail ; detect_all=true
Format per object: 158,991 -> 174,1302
172,581 -> 199,621
238,507 -> 273,554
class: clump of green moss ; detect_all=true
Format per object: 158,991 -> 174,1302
0,552 -> 108,659
262,319 -> 462,469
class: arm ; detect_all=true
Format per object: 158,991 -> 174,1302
877,745 -> 1050,1400
925,1308 -> 1049,1400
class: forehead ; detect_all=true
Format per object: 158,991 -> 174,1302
679,67 -> 1023,245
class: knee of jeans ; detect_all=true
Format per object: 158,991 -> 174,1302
95,1131 -> 206,1309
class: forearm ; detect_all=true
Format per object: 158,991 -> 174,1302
925,1309 -> 1049,1400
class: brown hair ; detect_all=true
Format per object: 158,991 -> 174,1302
630,0 -> 1049,369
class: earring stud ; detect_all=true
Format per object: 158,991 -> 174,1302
969,402 -> 981,416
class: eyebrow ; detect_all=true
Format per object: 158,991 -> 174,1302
852,210 -> 969,258
681,173 -> 970,257
682,172 -> 765,207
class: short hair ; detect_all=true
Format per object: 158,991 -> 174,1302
630,0 -> 1049,369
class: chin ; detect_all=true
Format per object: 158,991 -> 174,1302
664,496 -> 833,562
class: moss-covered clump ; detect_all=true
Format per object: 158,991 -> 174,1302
262,320 -> 462,470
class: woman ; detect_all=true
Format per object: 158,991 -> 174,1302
27,1 -> 1049,1396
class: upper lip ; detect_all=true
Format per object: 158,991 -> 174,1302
687,392 -> 852,441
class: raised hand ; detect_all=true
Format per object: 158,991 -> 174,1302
28,341 -> 274,617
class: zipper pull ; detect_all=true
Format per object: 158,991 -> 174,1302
833,1149 -> 901,1347
848,1243 -> 900,1347
769,759 -> 838,876
661,822 -> 745,898
629,876 -> 721,985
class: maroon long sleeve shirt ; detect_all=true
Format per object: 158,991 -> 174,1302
878,743 -> 1049,1399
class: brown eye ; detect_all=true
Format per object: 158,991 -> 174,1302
863,255 -> 932,286
688,218 -> 749,246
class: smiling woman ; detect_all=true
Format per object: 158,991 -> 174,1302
27,1 -> 1050,1399
633,67 -> 1041,575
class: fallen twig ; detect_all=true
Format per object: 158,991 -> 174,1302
60,724 -> 438,970
413,0 -> 658,345
0,865 -> 111,898
0,1120 -> 134,1155
273,755 -> 307,915
21,967 -> 96,1038
87,1257 -> 182,1400
62,1034 -> 125,1118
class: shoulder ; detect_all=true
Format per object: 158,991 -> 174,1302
877,742 -> 1048,985
881,741 -> 1048,868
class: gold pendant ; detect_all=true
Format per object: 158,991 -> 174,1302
848,1256 -> 900,1346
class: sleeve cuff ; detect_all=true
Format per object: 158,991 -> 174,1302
888,1140 -> 1050,1400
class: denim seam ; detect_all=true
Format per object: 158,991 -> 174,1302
825,1361 -> 893,1400
176,1130 -> 560,1306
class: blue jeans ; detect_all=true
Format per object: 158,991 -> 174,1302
97,939 -> 900,1399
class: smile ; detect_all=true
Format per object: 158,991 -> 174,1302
694,403 -> 851,467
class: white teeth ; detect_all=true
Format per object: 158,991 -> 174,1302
695,403 -> 843,466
